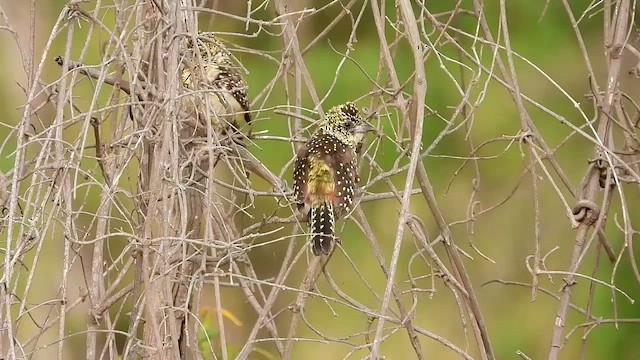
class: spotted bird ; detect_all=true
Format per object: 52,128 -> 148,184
293,103 -> 375,255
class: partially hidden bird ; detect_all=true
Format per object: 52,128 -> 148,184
181,32 -> 251,135
293,103 -> 375,255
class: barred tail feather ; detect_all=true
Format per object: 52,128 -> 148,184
310,202 -> 335,255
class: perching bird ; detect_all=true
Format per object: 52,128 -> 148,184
293,103 -> 375,255
181,32 -> 251,134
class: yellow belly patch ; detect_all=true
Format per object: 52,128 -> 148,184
307,158 -> 335,205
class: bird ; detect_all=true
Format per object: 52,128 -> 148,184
181,32 -> 251,136
293,102 -> 375,255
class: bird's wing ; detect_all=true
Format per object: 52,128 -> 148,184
293,144 -> 310,210
328,145 -> 357,216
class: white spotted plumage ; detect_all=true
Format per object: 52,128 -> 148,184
181,32 -> 251,131
292,102 -> 373,255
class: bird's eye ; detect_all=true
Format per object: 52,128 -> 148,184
344,120 -> 354,129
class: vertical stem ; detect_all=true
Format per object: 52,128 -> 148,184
53,20 -> 76,360
547,0 -> 630,358
370,0 -> 427,357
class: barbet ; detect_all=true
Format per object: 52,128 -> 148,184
181,33 -> 251,134
293,103 -> 374,255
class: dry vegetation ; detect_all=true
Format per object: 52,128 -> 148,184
0,0 -> 640,359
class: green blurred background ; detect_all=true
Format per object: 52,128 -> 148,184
1,0 -> 639,359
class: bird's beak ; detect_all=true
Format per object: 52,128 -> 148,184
355,122 -> 376,134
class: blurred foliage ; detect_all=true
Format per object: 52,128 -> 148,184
198,307 -> 242,359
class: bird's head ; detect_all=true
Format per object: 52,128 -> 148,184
322,102 -> 375,148
189,32 -> 229,65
